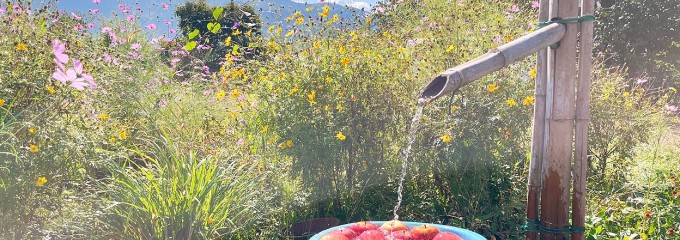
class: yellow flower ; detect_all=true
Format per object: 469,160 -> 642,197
340,57 -> 350,67
325,76 -> 333,83
260,125 -> 269,133
279,140 -> 294,149
231,89 -> 239,99
522,96 -> 535,106
529,66 -> 537,80
98,113 -> 109,121
16,43 -> 27,51
307,90 -> 317,105
47,85 -> 56,94
119,130 -> 127,140
295,17 -> 304,25
451,105 -> 458,111
336,104 -> 343,112
225,36 -> 232,46
246,29 -> 252,37
232,29 -> 242,35
441,134 -> 452,143
276,27 -> 282,35
349,31 -> 358,41
29,144 -> 39,153
108,137 -> 117,143
0,98 -> 4,107
207,218 -> 216,224
446,45 -> 456,53
506,98 -> 517,107
365,17 -> 373,24
669,87 -> 677,93
28,128 -> 37,134
285,31 -> 294,37
313,41 -> 321,49
339,46 -> 346,54
504,35 -> 514,42
328,14 -> 339,24
216,90 -> 226,100
319,5 -> 330,18
36,176 -> 47,187
487,83 -> 500,93
305,6 -> 314,12
268,25 -> 276,32
336,131 -> 346,141
289,86 -> 298,95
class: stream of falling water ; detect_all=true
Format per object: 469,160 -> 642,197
393,99 -> 428,220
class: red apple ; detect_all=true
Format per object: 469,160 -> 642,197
329,227 -> 358,239
349,221 -> 379,235
379,220 -> 409,233
410,224 -> 440,240
390,230 -> 413,240
357,229 -> 387,240
432,232 -> 463,240
320,233 -> 351,240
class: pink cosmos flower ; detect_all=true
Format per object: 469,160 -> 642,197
493,36 -> 502,44
202,66 -> 210,73
74,59 -> 97,88
145,23 -> 157,30
666,104 -> 678,112
162,3 -> 169,10
52,60 -> 96,90
509,5 -> 520,12
127,15 -> 136,23
12,4 -> 23,14
102,53 -> 112,63
131,43 -> 141,51
531,1 -> 540,8
88,23 -> 95,29
170,58 -> 181,67
52,39 -> 69,64
169,29 -> 176,35
93,0 -> 100,4
74,25 -> 84,31
90,8 -> 100,14
163,19 -> 172,24
129,52 -> 141,60
101,27 -> 112,33
70,12 -> 82,20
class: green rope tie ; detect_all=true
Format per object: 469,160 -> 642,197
521,220 -> 586,234
533,15 -> 596,49
534,15 -> 596,30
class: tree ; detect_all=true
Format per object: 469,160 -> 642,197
595,0 -> 680,87
175,0 -> 261,70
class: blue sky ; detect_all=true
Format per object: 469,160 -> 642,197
45,0 -> 377,36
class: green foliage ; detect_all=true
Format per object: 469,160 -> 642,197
588,61 -> 673,189
96,135 -> 271,239
175,0 -> 261,69
595,0 -> 680,87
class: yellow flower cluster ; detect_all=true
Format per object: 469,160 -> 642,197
506,98 -> 517,107
319,5 -> 330,18
279,140 -> 294,149
441,134 -> 452,143
487,83 -> 500,93
36,176 -> 47,187
523,96 -> 535,106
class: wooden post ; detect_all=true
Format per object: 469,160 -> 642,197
526,0 -> 550,239
540,0 -> 578,239
572,0 -> 595,239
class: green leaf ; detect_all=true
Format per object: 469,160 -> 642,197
212,7 -> 224,20
188,29 -> 200,40
207,22 -> 214,31
184,41 -> 197,51
211,23 -> 221,34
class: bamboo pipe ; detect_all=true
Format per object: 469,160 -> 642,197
540,0 -> 579,238
526,0 -> 551,239
418,23 -> 566,101
572,0 -> 595,239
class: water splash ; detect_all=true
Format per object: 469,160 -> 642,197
393,100 -> 427,220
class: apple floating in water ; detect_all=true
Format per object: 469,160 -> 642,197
410,224 -> 441,240
432,232 -> 463,240
358,229 -> 387,240
328,228 -> 358,239
320,233 -> 350,240
379,220 -> 409,233
348,221 -> 379,235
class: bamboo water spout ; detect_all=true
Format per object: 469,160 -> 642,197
419,22 -> 566,101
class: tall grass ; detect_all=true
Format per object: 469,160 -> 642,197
96,134 -> 271,239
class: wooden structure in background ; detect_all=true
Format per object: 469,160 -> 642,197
419,0 -> 596,239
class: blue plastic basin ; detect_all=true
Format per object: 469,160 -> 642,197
310,221 -> 486,240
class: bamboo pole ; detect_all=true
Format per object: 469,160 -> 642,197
419,23 -> 565,101
572,0 -> 595,238
526,0 -> 550,238
540,0 -> 579,239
